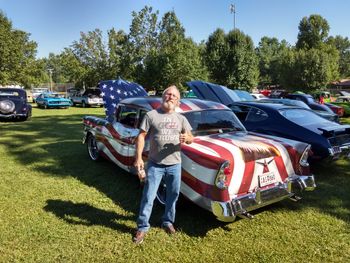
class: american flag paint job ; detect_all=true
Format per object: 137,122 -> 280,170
83,97 -> 314,218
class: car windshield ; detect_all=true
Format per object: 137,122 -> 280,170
182,109 -> 246,135
0,90 -> 24,99
233,90 -> 255,101
306,97 -> 316,104
47,93 -> 65,98
279,108 -> 329,125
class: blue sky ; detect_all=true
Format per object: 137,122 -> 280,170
0,0 -> 349,58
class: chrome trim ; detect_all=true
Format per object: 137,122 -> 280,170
211,174 -> 316,222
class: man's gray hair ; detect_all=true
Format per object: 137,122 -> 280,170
162,85 -> 180,99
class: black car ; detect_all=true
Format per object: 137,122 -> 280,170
285,94 -> 334,113
228,101 -> 350,160
0,88 -> 32,121
187,80 -> 350,160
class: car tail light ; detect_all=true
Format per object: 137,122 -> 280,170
298,145 -> 311,174
337,107 -> 344,117
215,161 -> 230,189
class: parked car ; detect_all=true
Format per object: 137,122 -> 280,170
31,88 -> 49,103
259,98 -> 339,122
324,102 -> 345,117
70,88 -> 103,107
188,81 -> 350,160
251,93 -> 268,100
227,101 -> 350,160
285,94 -> 335,113
332,96 -> 350,116
0,88 -> 32,121
83,96 -> 316,222
36,92 -> 72,109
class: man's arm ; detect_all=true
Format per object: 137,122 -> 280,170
134,130 -> 147,170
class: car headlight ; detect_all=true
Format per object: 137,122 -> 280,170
215,161 -> 230,189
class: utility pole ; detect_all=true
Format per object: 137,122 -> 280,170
48,68 -> 53,92
230,3 -> 236,30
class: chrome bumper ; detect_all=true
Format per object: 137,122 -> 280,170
211,175 -> 316,222
0,113 -> 27,118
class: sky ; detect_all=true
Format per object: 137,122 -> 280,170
0,0 -> 349,58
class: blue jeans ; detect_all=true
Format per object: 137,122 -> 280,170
136,161 -> 181,232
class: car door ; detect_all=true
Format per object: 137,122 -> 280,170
111,105 -> 142,172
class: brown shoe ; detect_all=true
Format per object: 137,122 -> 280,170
133,230 -> 146,244
162,224 -> 176,235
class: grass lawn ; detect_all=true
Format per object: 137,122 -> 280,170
0,105 -> 350,262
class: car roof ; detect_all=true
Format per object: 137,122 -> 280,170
230,101 -> 300,110
120,97 -> 229,112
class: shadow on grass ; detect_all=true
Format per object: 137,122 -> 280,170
1,112 -> 350,236
44,199 -> 134,233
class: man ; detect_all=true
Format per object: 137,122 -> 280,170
133,85 -> 193,244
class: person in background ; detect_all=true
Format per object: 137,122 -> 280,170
133,85 -> 193,244
319,94 -> 325,104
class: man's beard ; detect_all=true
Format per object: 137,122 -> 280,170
162,101 -> 176,111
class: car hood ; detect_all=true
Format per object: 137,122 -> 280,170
188,131 -> 307,163
46,98 -> 70,102
187,81 -> 241,105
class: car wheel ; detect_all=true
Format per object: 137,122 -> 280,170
87,134 -> 100,161
0,100 -> 15,114
44,103 -> 48,109
156,179 -> 166,205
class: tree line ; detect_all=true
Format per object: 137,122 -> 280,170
1,6 -> 350,92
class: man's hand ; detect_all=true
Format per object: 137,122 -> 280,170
134,158 -> 144,171
179,132 -> 193,144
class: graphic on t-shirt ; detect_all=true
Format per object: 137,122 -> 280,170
158,116 -> 179,141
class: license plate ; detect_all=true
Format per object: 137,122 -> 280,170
259,172 -> 276,187
332,146 -> 341,154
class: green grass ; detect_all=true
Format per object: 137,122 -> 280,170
1,105 -> 350,262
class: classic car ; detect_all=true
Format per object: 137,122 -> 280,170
285,93 -> 336,113
188,80 -> 350,160
69,88 -> 103,107
251,93 -> 268,100
324,102 -> 345,117
36,92 -> 72,109
31,87 -> 49,103
0,88 -> 32,121
83,96 -> 316,222
331,96 -> 350,116
259,98 -> 339,122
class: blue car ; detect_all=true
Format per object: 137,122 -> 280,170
36,92 -> 72,109
188,80 -> 350,160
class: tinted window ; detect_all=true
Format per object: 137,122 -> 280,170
246,107 -> 268,122
182,109 -> 245,135
118,106 -> 138,127
279,108 -> 329,125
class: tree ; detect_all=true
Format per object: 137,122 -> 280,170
108,28 -> 128,79
327,35 -> 350,78
279,45 -> 339,90
256,37 -> 290,86
205,29 -> 259,90
0,11 -> 38,87
296,14 -> 330,50
125,6 -> 159,81
141,11 -> 208,91
71,29 -> 113,86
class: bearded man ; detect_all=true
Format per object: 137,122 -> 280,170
133,85 -> 193,244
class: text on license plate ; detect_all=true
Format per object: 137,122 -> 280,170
259,172 -> 276,187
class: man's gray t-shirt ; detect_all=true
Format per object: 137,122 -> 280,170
140,108 -> 192,165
